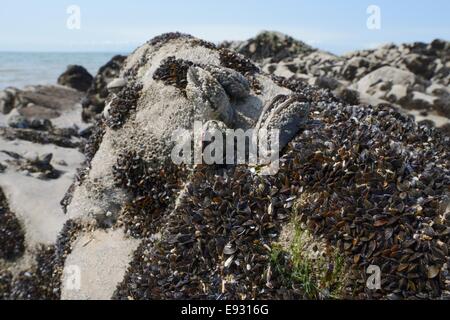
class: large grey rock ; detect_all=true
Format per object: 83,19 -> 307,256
58,34 -> 311,300
356,66 -> 417,95
65,33 -> 299,225
0,85 -> 84,123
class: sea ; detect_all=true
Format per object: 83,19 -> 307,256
0,52 -> 126,90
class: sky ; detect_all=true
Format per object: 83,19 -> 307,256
0,0 -> 449,54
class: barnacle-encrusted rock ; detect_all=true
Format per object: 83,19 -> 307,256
255,94 -> 310,149
186,66 -> 234,126
220,31 -> 315,64
52,34 -> 303,299
65,34 -> 294,227
203,65 -> 251,99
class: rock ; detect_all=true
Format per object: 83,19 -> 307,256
341,57 -> 371,81
431,39 -> 447,51
426,83 -> 449,96
403,54 -> 435,79
435,97 -> 450,118
203,65 -> 250,99
386,84 -> 409,104
0,90 -> 15,115
7,110 -> 29,129
4,152 -> 61,180
64,33 -> 299,228
82,55 -> 127,122
336,87 -> 360,105
0,85 -> 85,128
57,65 -> 94,92
29,118 -> 53,131
255,94 -> 310,150
225,33 -> 449,125
106,78 -> 127,93
356,67 -> 417,95
0,127 -> 80,148
186,66 -> 234,126
409,91 -> 436,110
220,31 -> 315,63
439,123 -> 450,135
314,76 -> 340,90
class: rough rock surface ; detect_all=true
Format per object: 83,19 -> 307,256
61,228 -> 139,300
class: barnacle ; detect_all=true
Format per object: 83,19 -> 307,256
203,65 -> 250,100
255,94 -> 310,150
186,66 -> 234,126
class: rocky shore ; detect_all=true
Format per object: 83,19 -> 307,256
221,32 -> 450,134
0,32 -> 449,300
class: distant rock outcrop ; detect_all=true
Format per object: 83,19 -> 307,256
57,65 -> 94,92
220,31 -> 315,63
222,32 -> 450,132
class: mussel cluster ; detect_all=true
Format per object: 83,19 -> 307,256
105,81 -> 143,129
0,188 -> 25,261
282,100 -> 449,299
112,77 -> 449,299
153,57 -> 194,95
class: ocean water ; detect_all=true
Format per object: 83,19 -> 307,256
0,52 -> 125,90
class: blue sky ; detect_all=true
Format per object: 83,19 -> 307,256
0,0 -> 449,54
